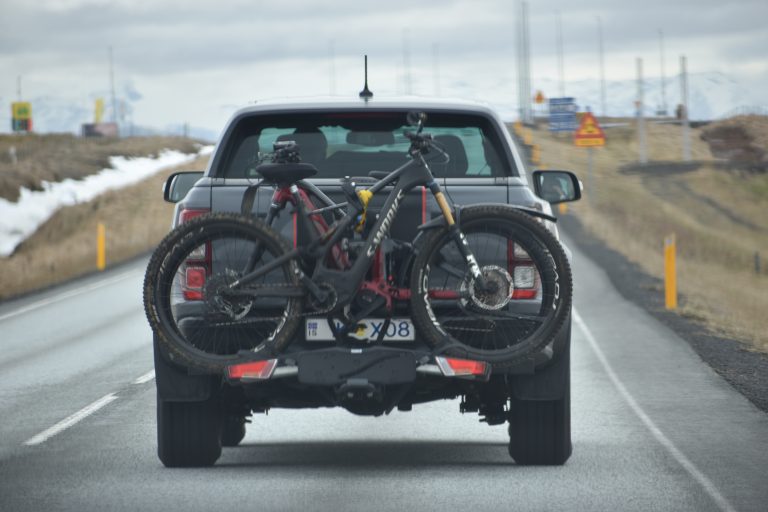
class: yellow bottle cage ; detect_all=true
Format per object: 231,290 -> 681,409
355,189 -> 374,232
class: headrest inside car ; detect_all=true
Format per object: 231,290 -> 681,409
346,131 -> 395,146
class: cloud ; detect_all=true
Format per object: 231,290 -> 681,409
0,0 -> 766,130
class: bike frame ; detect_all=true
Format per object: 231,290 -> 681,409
229,149 -> 483,312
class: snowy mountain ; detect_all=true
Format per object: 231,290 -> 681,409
0,72 -> 761,137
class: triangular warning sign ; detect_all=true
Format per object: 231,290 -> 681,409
574,112 -> 606,147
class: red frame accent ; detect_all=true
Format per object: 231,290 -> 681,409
273,186 -> 349,269
284,184 -> 462,311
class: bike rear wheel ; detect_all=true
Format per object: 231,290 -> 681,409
144,213 -> 303,373
410,205 -> 572,368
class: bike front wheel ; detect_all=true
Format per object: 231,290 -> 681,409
144,213 -> 303,373
410,205 -> 572,368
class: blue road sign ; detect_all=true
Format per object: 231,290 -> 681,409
549,97 -> 577,132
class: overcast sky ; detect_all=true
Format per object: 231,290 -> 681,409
1,0 -> 766,131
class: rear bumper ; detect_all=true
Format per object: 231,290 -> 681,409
224,346 -> 494,387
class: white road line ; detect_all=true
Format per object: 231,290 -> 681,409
573,309 -> 737,512
0,270 -> 140,322
24,393 -> 119,446
133,369 -> 155,385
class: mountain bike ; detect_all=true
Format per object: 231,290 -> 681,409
143,112 -> 573,373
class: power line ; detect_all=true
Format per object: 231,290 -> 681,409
659,29 -> 668,116
402,28 -> 412,95
556,11 -> 565,97
108,46 -> 117,124
597,16 -> 606,117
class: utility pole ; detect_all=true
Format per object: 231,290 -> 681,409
402,28 -> 412,95
658,29 -> 668,116
432,43 -> 441,97
637,57 -> 647,164
520,1 -> 532,123
108,46 -> 117,124
17,75 -> 22,101
556,11 -> 565,97
597,16 -> 606,117
515,1 -> 532,123
516,2 -> 523,121
329,40 -> 336,96
680,55 -> 691,162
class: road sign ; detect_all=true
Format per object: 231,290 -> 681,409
574,112 -> 605,147
11,101 -> 32,132
548,97 -> 577,132
534,90 -> 545,104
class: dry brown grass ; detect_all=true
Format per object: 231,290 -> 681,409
0,155 -> 209,300
0,134 -> 201,201
527,118 -> 768,352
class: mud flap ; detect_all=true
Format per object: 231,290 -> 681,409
510,319 -> 571,401
154,336 -> 218,402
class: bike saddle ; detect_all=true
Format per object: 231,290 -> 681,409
368,170 -> 388,179
255,163 -> 318,186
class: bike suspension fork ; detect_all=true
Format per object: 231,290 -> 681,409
427,181 -> 485,285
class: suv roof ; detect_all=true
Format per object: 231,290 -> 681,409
230,96 -> 503,119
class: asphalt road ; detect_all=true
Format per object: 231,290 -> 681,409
1,239 -> 767,512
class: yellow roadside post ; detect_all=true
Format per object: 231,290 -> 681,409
97,223 -> 106,271
531,144 -> 541,165
664,234 -> 677,310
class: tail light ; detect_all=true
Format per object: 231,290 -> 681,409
508,240 -> 538,299
179,208 -> 211,300
435,356 -> 490,381
178,208 -> 209,224
227,359 -> 278,381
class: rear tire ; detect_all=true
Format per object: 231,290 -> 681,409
507,347 -> 571,465
157,394 -> 222,467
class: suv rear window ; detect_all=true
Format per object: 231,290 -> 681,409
220,111 -> 515,179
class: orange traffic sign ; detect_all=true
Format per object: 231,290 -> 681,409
534,90 -> 545,104
574,112 -> 605,147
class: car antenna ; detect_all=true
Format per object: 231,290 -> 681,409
359,55 -> 373,101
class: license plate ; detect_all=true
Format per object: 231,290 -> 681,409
305,318 -> 415,342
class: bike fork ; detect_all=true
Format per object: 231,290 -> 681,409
427,181 -> 486,286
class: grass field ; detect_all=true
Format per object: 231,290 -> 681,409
525,116 -> 768,352
0,134 -> 201,201
0,135 -> 207,300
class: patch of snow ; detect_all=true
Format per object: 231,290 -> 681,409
0,146 -> 213,257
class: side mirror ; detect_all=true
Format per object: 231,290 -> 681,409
531,170 -> 582,204
164,171 -> 204,203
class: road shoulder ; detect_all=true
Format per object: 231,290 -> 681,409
561,214 -> 768,414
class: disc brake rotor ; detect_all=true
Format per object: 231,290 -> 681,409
460,265 -> 514,311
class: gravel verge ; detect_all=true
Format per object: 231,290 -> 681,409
561,214 -> 768,413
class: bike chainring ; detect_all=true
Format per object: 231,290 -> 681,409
307,281 -> 338,312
